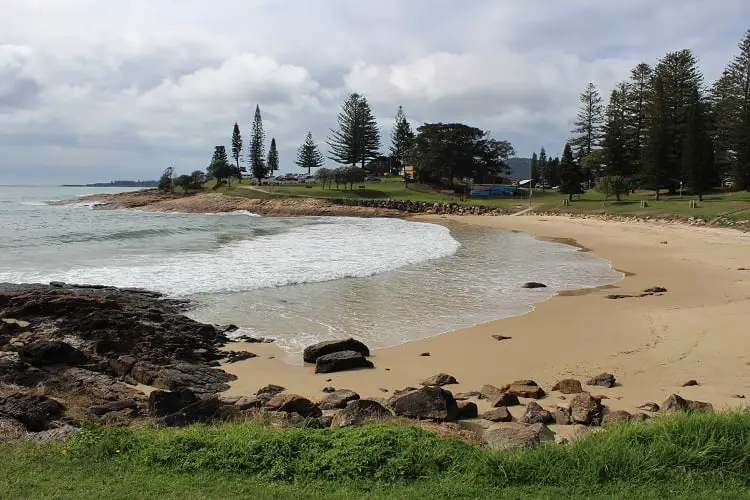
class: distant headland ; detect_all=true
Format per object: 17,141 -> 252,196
60,180 -> 158,187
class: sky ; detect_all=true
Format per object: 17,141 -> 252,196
1,1 -> 748,184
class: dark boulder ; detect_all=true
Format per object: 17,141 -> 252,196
586,373 -> 616,388
0,394 -> 64,431
492,335 -> 512,341
330,399 -> 392,428
318,389 -> 360,410
18,341 -> 86,366
457,401 -> 478,419
303,338 -> 370,363
256,384 -> 286,398
602,410 -> 635,426
522,282 -> 547,289
481,407 -> 513,422
388,386 -> 458,421
638,402 -> 660,412
420,373 -> 458,386
570,393 -> 603,425
483,422 -> 555,451
661,394 -> 713,414
159,398 -> 223,427
88,399 -> 139,417
644,287 -> 667,293
521,402 -> 554,424
265,394 -> 322,418
147,389 -> 198,417
682,380 -> 699,387
108,355 -> 136,378
552,379 -> 583,394
506,384 -> 546,399
314,351 -> 374,374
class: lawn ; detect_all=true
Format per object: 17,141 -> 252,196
5,412 -> 750,499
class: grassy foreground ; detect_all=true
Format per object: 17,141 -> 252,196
4,413 -> 750,499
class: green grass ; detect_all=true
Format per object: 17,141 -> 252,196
5,412 -> 750,498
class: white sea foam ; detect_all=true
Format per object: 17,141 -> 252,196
0,218 -> 460,296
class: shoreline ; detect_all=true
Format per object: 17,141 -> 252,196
221,214 -> 750,417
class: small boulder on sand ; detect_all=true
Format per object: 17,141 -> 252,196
318,389 -> 360,410
552,379 -> 583,394
586,373 -> 616,388
420,373 -> 458,387
506,384 -> 546,399
457,401 -> 478,419
522,282 -> 547,289
315,351 -> 374,374
330,399 -> 391,428
481,407 -> 513,422
388,386 -> 458,421
638,402 -> 660,412
521,402 -> 554,424
265,394 -> 322,418
303,338 -> 370,363
661,394 -> 713,414
570,393 -> 603,425
482,422 -> 555,451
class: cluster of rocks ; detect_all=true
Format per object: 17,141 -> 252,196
525,210 -> 750,231
302,338 -> 374,373
606,286 -> 668,300
0,283 -> 249,439
328,198 -> 514,216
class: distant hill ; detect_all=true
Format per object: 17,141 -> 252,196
506,158 -> 531,181
61,180 -> 158,188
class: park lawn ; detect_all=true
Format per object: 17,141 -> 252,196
4,412 -> 750,499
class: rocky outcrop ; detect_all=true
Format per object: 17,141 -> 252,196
482,422 -> 555,451
0,394 -> 64,431
420,373 -> 458,387
661,394 -> 713,414
265,394 -> 322,418
18,341 -> 87,366
0,417 -> 26,441
388,386 -> 458,421
586,373 -> 616,388
552,379 -> 583,394
148,389 -> 199,417
330,399 -> 392,428
318,389 -> 360,410
303,338 -> 370,363
314,351 -> 374,373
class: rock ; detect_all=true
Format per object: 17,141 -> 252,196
159,398 -> 224,427
108,355 -> 136,378
388,386 -> 458,421
682,380 -> 699,387
457,401 -> 478,419
148,389 -> 198,417
315,351 -> 374,374
555,406 -> 572,425
606,294 -> 634,300
322,386 -> 336,393
0,394 -> 64,431
18,341 -> 86,366
661,394 -> 713,414
552,379 -> 583,394
522,282 -> 547,289
602,410 -> 634,426
24,424 -> 79,443
88,399 -> 138,417
419,352 -> 431,357
492,335 -> 512,342
234,396 -> 263,411
481,407 -> 513,422
570,393 -> 603,425
521,402 -> 554,424
554,424 -> 590,444
506,384 -> 546,399
480,384 -> 504,401
318,389 -> 360,410
586,373 -> 616,388
638,402 -> 660,412
644,287 -> 667,293
330,399 -> 391,428
420,373 -> 458,387
224,351 -> 256,363
454,391 -> 481,401
733,394 -> 746,399
482,422 -> 555,451
303,338 -> 370,364
265,394 -> 322,418
489,392 -> 521,408
256,384 -> 286,398
0,418 -> 26,441
511,380 -> 538,387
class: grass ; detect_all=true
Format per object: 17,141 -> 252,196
5,412 -> 750,498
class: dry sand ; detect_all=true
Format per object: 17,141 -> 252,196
221,215 -> 750,415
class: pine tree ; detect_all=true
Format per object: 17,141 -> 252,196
231,122 -> 243,182
296,132 -> 325,175
602,84 -> 634,200
267,138 -> 279,177
328,93 -> 381,168
712,30 -> 750,189
207,146 -> 232,185
539,147 -> 548,191
570,82 -> 605,156
643,72 -> 672,200
624,64 -> 653,176
530,152 -> 539,186
390,105 -> 415,173
547,157 -> 561,187
681,96 -> 716,201
559,143 -> 583,201
249,105 -> 267,180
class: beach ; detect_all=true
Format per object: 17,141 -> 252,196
222,214 -> 750,415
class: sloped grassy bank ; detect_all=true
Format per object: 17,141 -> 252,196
4,412 -> 750,499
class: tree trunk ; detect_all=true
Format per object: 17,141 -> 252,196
698,193 -> 703,202
655,188 -> 660,201
569,193 -> 573,201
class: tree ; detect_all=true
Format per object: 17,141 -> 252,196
624,64 -> 653,176
207,146 -> 232,186
249,105 -> 267,180
390,105 -> 415,172
315,167 -> 334,189
158,167 -> 175,193
231,122 -> 245,182
570,82 -> 604,156
681,97 -> 716,200
530,152 -> 539,186
267,138 -> 279,177
328,93 -> 381,168
538,147 -> 548,190
711,30 -> 750,189
559,143 -> 583,201
602,86 -> 633,200
295,132 -> 325,175
546,157 -> 561,187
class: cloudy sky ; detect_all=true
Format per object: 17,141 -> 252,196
1,0 -> 748,184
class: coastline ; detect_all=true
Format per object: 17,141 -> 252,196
221,214 -> 750,416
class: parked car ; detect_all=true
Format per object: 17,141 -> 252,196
364,176 -> 382,182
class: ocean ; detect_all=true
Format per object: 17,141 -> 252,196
0,186 -> 623,360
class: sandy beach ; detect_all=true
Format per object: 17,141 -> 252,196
221,215 -> 750,415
